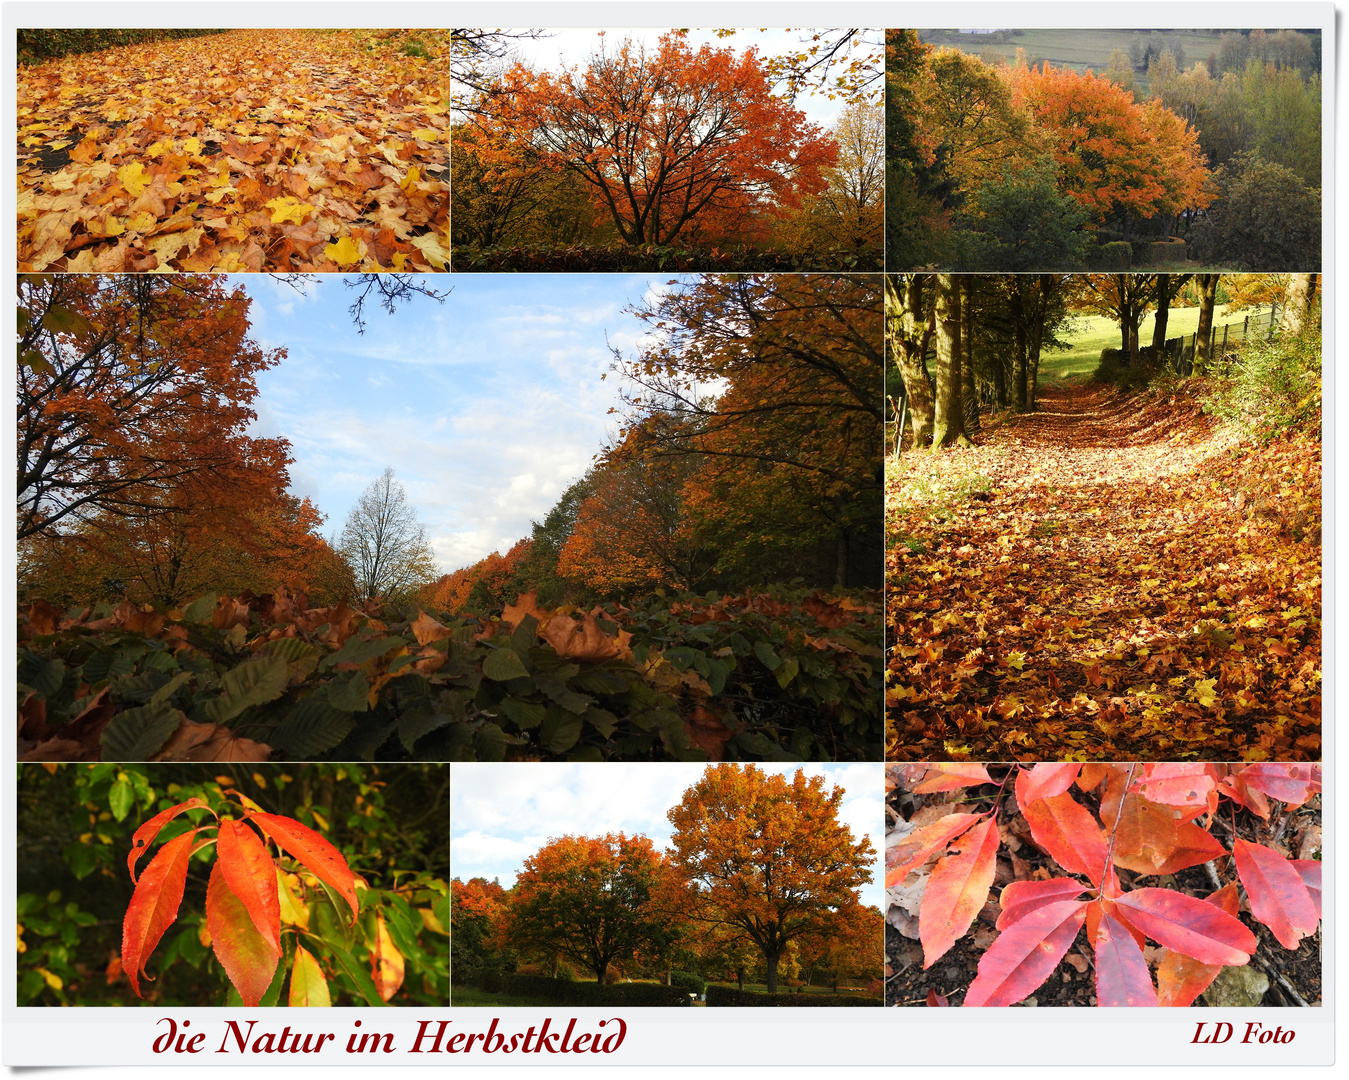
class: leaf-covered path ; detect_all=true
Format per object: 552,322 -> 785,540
17,29 -> 449,272
887,380 -> 1321,762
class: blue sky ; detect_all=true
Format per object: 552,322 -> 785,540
238,273 -> 670,575
450,763 -> 885,909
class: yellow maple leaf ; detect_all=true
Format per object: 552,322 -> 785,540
399,165 -> 422,193
117,162 -> 150,196
324,235 -> 363,266
126,211 -> 157,233
410,231 -> 449,270
182,136 -> 203,156
265,196 -> 314,225
410,128 -> 441,141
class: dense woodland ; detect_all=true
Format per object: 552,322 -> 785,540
886,29 -> 1322,271
450,31 -> 883,270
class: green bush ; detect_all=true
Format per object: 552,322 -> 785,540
705,985 -> 881,1007
449,244 -> 881,273
669,969 -> 707,995
1092,347 -> 1165,392
1202,310 -> 1322,442
1090,241 -> 1134,270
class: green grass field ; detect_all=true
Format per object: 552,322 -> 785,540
916,28 -> 1227,83
1039,304 -> 1244,381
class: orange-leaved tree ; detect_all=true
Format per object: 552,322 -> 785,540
17,274 -> 284,541
502,833 -> 679,984
667,764 -> 875,993
496,34 -> 838,247
123,796 -> 365,1006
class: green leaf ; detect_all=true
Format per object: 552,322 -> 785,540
320,634 -> 407,670
326,670 -> 370,713
754,640 -> 782,670
202,656 -> 290,723
41,303 -> 95,337
535,673 -> 593,714
272,696 -> 354,759
397,709 -> 445,753
773,656 -> 800,688
540,708 -> 583,753
101,706 -> 183,761
663,646 -> 702,671
183,593 -> 218,623
472,721 -> 509,761
483,647 -> 531,682
497,696 -> 545,729
108,775 -> 134,821
315,937 -> 388,1007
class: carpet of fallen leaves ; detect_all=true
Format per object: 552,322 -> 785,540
17,29 -> 449,272
888,381 -> 1321,762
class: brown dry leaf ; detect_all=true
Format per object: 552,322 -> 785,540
540,611 -> 632,663
150,720 -> 272,761
501,592 -> 549,632
684,705 -> 734,760
408,609 -> 452,646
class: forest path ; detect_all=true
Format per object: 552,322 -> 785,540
17,29 -> 449,272
887,379 -> 1321,763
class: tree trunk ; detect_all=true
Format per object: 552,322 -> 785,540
1013,318 -> 1028,412
931,274 -> 971,448
1194,273 -> 1219,369
1151,273 -> 1171,352
960,277 -> 980,437
886,274 -> 935,447
765,948 -> 781,993
1281,274 -> 1318,334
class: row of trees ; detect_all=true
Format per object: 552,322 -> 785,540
887,30 -> 1321,270
450,32 -> 882,264
888,272 -> 1321,447
452,766 -> 879,994
422,273 -> 884,611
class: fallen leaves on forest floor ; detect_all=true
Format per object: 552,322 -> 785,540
17,29 -> 449,272
887,380 -> 1321,762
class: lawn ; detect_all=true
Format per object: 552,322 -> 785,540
1040,304 -> 1243,381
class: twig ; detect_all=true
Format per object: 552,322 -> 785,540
1254,958 -> 1310,1007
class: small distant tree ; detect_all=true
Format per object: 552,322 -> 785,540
338,468 -> 438,603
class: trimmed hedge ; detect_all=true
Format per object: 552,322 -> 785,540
1090,241 -> 1134,270
669,969 -> 707,995
450,244 -> 882,273
705,985 -> 882,1007
18,29 -> 228,64
482,974 -> 693,1007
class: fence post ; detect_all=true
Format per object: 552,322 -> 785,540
1221,324 -> 1228,354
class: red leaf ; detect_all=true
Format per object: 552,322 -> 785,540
247,811 -> 358,924
921,816 -> 1000,968
1113,887 -> 1256,964
127,797 -> 211,883
911,763 -> 993,793
1094,909 -> 1158,1006
1155,883 -> 1240,1007
1234,838 -> 1319,949
996,877 -> 1086,930
1022,792 -> 1109,885
216,818 -> 282,957
886,812 -> 983,887
122,828 -> 198,998
1135,764 -> 1216,807
964,900 -> 1086,1007
1014,763 -> 1081,811
206,860 -> 280,1007
1289,860 -> 1320,918
1235,763 -> 1322,808
926,988 -> 949,1007
1111,792 -> 1226,875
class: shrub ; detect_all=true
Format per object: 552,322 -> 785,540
1092,347 -> 1164,391
669,969 -> 707,995
18,29 -> 228,63
1090,241 -> 1134,270
1203,309 -> 1322,442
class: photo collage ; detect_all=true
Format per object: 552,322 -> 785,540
4,13 -> 1330,1068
